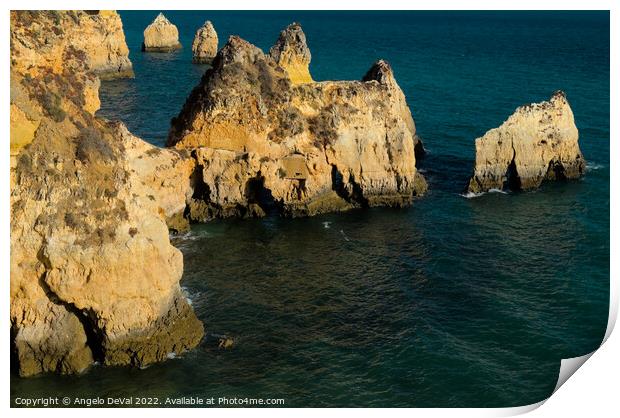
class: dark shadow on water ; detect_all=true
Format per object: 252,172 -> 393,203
416,149 -> 474,195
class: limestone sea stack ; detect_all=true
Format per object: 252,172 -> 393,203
467,91 -> 585,194
10,11 -> 203,377
142,13 -> 182,52
192,20 -> 218,63
269,22 -> 313,84
168,26 -> 426,220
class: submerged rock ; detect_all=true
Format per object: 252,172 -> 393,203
467,91 -> 585,193
142,13 -> 182,52
192,20 -> 218,64
204,333 -> 235,350
168,28 -> 426,220
269,22 -> 313,84
10,11 -> 203,377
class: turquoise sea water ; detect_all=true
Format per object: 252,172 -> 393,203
11,11 -> 609,407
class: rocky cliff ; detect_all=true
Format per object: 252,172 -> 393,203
192,20 -> 218,64
467,91 -> 585,193
168,27 -> 426,220
77,11 -> 134,79
11,11 -> 134,80
10,11 -> 203,377
142,13 -> 182,52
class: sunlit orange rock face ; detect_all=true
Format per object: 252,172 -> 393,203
168,26 -> 426,221
467,91 -> 585,194
10,10 -> 203,377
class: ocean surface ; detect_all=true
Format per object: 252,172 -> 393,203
11,11 -> 609,407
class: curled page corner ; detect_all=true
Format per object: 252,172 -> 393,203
492,399 -> 546,417
550,289 -> 617,395
492,351 -> 598,417
553,352 -> 595,393
499,292 -> 618,416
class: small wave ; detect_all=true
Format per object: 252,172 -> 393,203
460,192 -> 486,199
340,229 -> 351,241
462,191 -> 483,199
461,188 -> 508,199
173,231 -> 199,241
181,286 -> 201,307
322,221 -> 331,229
172,227 -> 219,242
586,162 -> 605,171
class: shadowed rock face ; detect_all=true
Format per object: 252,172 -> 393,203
142,13 -> 182,52
168,28 -> 426,220
467,91 -> 585,194
192,20 -> 218,64
10,11 -> 203,377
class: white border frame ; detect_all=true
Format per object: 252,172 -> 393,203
2,1 -> 617,416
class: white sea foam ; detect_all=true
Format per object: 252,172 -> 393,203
173,227 -> 218,243
166,352 -> 177,360
340,230 -> 350,241
174,231 -> 199,241
181,286 -> 200,307
323,221 -> 331,229
461,188 -> 508,199
462,191 -> 483,199
586,162 -> 605,171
